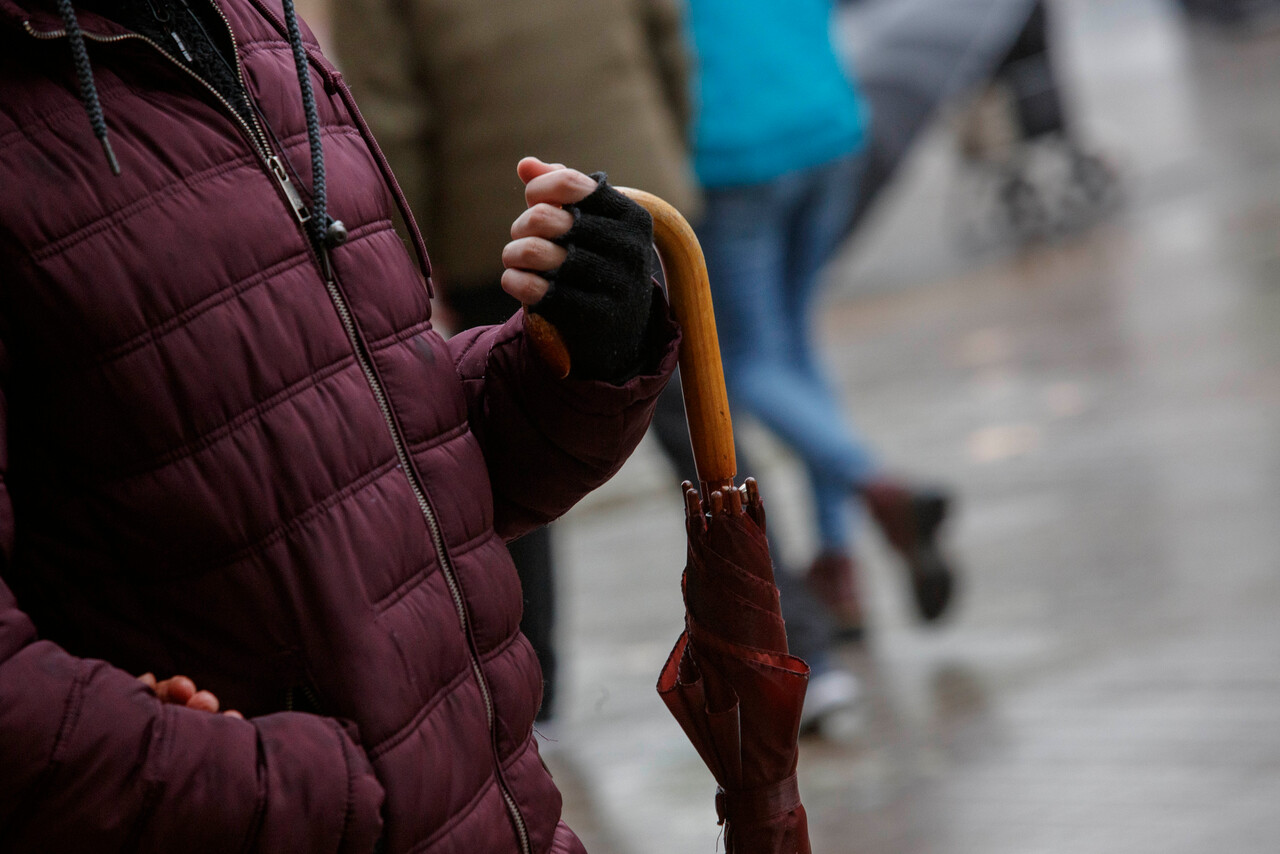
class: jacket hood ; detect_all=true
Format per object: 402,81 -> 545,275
5,0 -> 324,187
4,0 -> 134,174
0,0 -> 127,37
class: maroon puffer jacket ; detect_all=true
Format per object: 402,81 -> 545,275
0,1 -> 677,852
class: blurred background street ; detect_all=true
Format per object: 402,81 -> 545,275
303,0 -> 1280,851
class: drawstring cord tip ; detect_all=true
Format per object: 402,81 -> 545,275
100,135 -> 121,176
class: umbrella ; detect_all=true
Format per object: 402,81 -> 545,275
659,478 -> 811,853
526,189 -> 812,853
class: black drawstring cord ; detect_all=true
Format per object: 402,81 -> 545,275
279,0 -> 328,250
56,0 -> 121,176
53,0 -> 342,240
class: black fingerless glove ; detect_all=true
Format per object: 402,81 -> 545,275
528,172 -> 658,383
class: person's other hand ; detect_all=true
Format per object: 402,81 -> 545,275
138,672 -> 243,719
500,157 -> 596,305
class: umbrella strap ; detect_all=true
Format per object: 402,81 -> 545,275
715,775 -> 802,827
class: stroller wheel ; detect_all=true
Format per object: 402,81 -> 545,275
1059,142 -> 1122,230
1071,148 -> 1120,206
998,168 -> 1051,242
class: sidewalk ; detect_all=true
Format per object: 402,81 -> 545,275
547,2 -> 1280,852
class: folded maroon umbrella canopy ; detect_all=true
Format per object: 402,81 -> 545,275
659,478 -> 811,853
527,188 -> 814,853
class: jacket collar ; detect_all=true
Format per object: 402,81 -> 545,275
1,0 -> 132,39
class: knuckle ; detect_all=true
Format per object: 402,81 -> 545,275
511,210 -> 531,239
502,240 -> 535,269
530,204 -> 560,232
524,242 -> 549,267
517,238 -> 559,270
502,268 -> 547,303
500,268 -> 523,295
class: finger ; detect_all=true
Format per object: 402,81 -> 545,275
524,168 -> 597,209
223,710 -> 244,720
155,675 -> 197,705
516,156 -> 566,186
186,690 -> 220,714
137,672 -> 157,689
502,237 -> 567,273
511,203 -> 574,241
501,268 -> 551,305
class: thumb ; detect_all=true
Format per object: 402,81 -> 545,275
517,156 -> 566,186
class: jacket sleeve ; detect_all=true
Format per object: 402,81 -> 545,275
0,340 -> 384,854
450,286 -> 680,540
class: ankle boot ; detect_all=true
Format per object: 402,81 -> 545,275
860,480 -> 957,622
804,550 -> 866,643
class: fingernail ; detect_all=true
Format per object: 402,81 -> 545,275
191,690 -> 220,712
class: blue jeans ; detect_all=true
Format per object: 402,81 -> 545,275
698,153 -> 875,551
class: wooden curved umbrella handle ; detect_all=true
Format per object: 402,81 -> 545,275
524,188 -> 736,494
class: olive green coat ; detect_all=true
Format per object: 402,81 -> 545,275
333,0 -> 701,290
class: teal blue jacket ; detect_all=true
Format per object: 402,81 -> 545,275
686,0 -> 869,188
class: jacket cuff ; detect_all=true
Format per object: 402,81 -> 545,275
252,713 -> 385,854
521,281 -> 680,413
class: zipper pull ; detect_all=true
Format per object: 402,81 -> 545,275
268,155 -> 311,224
169,30 -> 193,61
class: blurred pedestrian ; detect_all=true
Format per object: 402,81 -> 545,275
684,0 -> 959,639
333,0 -> 700,723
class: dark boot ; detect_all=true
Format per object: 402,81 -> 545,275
804,550 -> 866,643
861,481 -> 957,622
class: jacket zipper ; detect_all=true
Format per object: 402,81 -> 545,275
27,14 -> 531,852
298,153 -> 536,854
318,260 -> 532,854
284,679 -> 324,714
240,6 -> 532,850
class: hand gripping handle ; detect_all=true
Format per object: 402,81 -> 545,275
524,188 -> 736,495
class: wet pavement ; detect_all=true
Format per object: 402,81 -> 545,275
541,2 -> 1280,852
